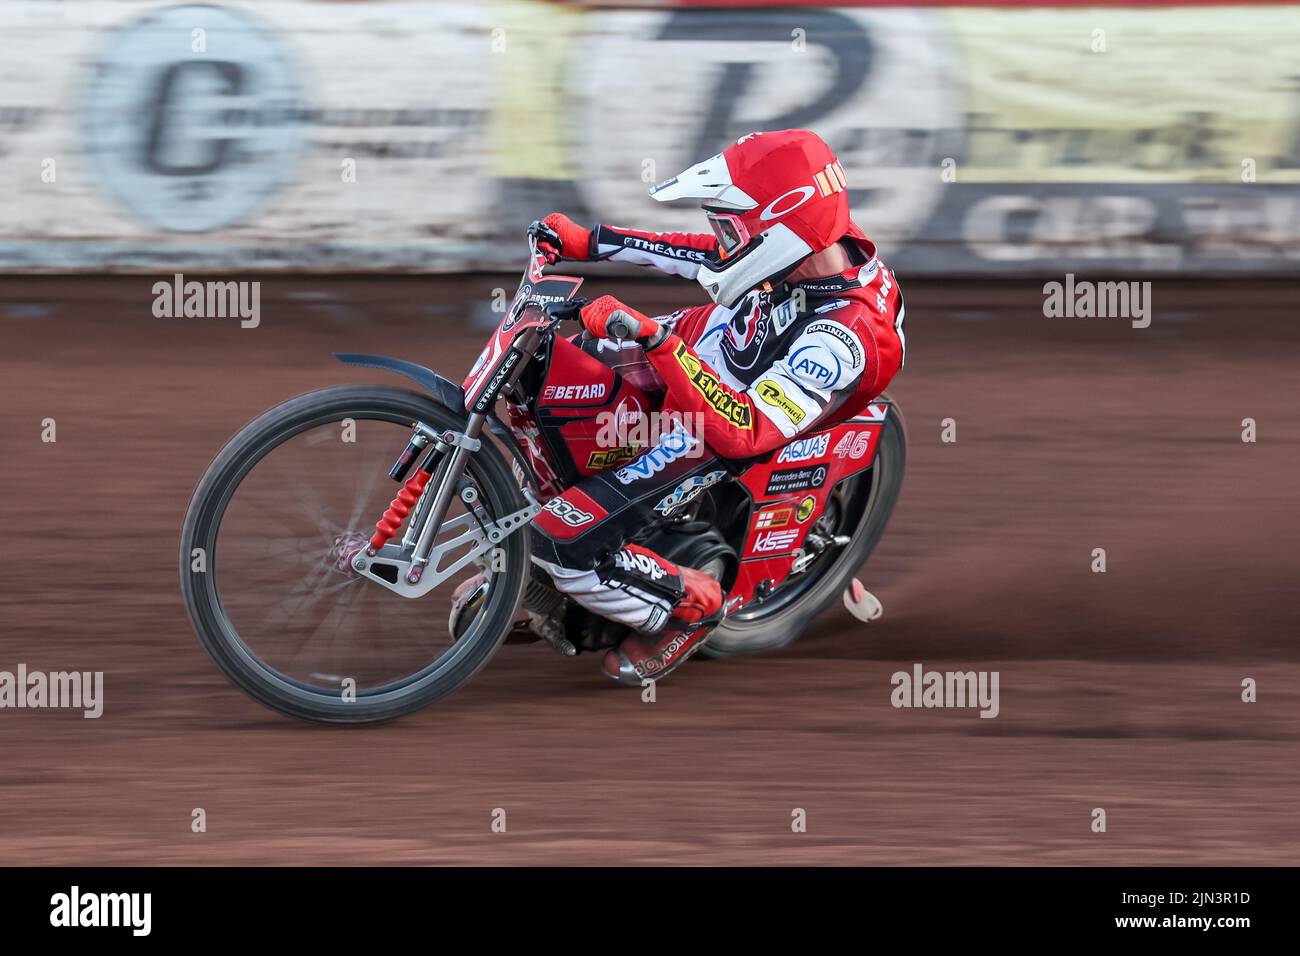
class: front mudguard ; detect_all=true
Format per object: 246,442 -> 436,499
335,353 -> 469,414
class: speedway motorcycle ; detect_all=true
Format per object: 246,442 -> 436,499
180,225 -> 907,723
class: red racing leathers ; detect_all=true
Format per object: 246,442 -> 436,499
588,222 -> 906,456
529,220 -> 906,648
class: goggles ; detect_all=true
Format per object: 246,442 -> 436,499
705,210 -> 750,259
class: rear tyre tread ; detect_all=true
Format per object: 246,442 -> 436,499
702,401 -> 907,658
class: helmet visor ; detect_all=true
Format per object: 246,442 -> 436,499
705,210 -> 749,259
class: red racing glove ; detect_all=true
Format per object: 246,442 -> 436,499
580,295 -> 662,344
537,213 -> 593,264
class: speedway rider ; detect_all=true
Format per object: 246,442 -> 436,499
531,129 -> 906,685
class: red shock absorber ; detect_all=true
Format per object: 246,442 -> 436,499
369,468 -> 433,551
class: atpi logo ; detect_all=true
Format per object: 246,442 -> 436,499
788,344 -> 840,387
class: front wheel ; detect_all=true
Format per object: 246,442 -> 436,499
180,385 -> 529,723
702,400 -> 907,658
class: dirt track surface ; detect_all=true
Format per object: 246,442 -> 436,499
2,275 -> 1298,865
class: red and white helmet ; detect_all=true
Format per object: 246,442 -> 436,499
649,130 -> 851,308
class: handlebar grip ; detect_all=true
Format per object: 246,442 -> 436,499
528,219 -> 561,251
605,314 -> 635,340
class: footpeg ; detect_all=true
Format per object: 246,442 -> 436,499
528,611 -> 577,656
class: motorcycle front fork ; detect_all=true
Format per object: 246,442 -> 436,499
351,413 -> 539,599
401,413 -> 485,584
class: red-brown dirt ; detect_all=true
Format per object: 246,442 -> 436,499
1,276 -> 1296,864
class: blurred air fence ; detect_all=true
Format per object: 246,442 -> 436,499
1,1 -> 1298,275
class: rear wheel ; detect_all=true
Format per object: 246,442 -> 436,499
701,402 -> 907,658
180,386 -> 529,723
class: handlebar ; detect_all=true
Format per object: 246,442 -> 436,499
527,218 -> 561,251
541,300 -> 634,342
527,223 -> 626,338
542,298 -> 588,325
604,313 -> 635,340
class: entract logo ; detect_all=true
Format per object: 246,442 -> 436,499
674,343 -> 753,429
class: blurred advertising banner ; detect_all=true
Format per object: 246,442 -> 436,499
1,1 -> 1297,273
